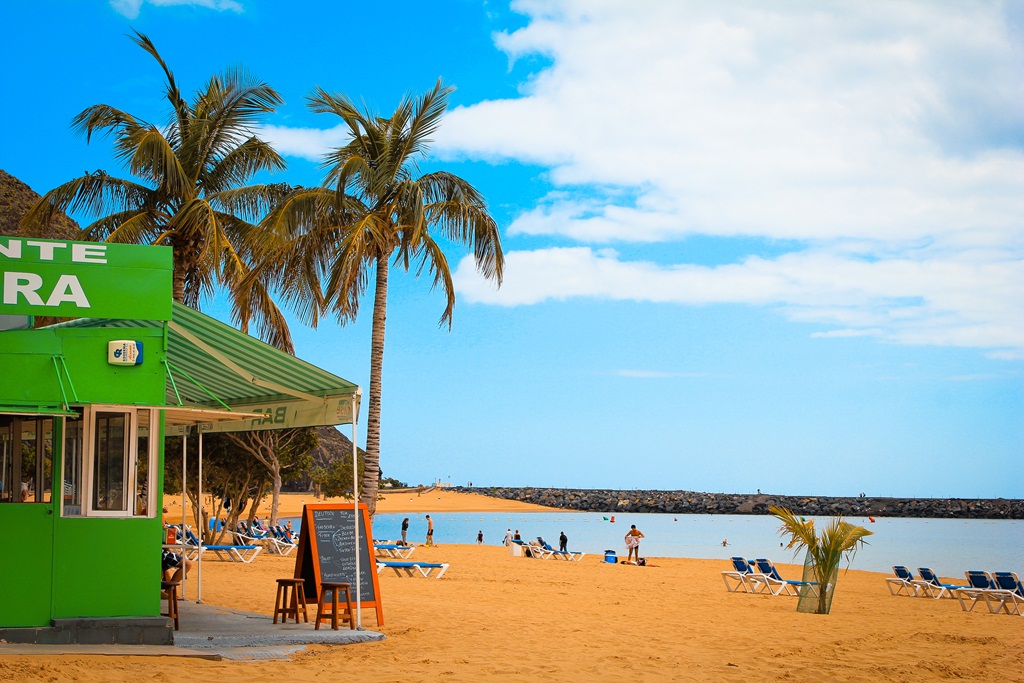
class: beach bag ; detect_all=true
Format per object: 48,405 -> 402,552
637,558 -> 646,566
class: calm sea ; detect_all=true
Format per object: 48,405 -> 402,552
286,511 -> 1022,575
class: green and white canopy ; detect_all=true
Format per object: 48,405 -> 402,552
50,301 -> 360,432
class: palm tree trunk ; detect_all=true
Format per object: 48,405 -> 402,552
360,254 -> 388,516
172,249 -> 187,303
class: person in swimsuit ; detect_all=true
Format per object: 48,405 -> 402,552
625,524 -> 645,563
425,515 -> 434,547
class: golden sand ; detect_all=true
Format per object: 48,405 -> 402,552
2,491 -> 1021,682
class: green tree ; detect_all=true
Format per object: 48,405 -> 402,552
225,428 -> 317,524
23,31 -> 293,349
769,506 -> 873,614
251,81 -> 504,514
164,432 -> 269,544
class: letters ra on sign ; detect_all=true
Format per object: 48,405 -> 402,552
108,340 -> 144,366
1,237 -> 173,321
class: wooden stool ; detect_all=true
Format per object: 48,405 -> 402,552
273,578 -> 308,624
315,582 -> 354,630
160,580 -> 180,631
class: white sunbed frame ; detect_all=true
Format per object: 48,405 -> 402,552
376,561 -> 449,579
375,544 -> 416,559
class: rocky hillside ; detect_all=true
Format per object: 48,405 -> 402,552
0,169 -> 80,239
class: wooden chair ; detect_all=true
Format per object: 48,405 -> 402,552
315,582 -> 354,630
273,578 -> 308,624
160,580 -> 180,630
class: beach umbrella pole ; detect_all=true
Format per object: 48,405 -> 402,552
197,425 -> 203,603
353,392 -> 362,629
180,426 -> 188,601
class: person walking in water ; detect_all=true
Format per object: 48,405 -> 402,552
625,524 -> 645,563
477,530 -> 484,545
401,517 -> 410,545
425,515 -> 435,547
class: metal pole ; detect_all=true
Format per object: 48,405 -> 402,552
197,425 -> 203,603
180,425 -> 188,601
352,392 -> 362,628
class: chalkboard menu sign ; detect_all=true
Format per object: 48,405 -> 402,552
294,503 -> 383,626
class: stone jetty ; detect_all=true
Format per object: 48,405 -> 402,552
455,487 -> 1023,520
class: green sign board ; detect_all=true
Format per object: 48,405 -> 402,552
0,237 -> 172,320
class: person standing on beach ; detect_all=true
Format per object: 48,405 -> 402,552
625,524 -> 645,563
477,530 -> 484,545
559,531 -> 568,552
401,517 -> 410,545
425,515 -> 434,546
503,528 -> 513,546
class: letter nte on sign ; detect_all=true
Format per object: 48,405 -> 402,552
0,237 -> 172,321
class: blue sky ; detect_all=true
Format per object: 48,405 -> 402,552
2,0 -> 1022,497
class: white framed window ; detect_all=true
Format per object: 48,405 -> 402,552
64,405 -> 157,518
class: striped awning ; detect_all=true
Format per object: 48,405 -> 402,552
48,302 -> 360,432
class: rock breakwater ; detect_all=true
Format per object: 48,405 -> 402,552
456,487 -> 1023,520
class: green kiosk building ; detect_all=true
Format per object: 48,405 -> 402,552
0,237 -> 359,643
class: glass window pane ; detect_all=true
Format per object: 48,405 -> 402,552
0,418 -> 13,503
63,416 -> 83,515
135,410 -> 150,516
38,419 -> 53,503
20,420 -> 35,502
92,412 -> 129,512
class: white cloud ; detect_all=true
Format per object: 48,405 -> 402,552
611,370 -> 711,379
452,246 -> 1024,356
263,1 -> 1024,356
434,0 -> 1024,246
258,124 -> 349,162
110,0 -> 242,19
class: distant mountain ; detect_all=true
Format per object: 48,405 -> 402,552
282,426 -> 368,492
0,169 -> 80,239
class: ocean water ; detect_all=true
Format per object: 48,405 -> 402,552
283,511 -> 1023,575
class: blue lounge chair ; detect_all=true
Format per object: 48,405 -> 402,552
205,543 -> 262,563
885,566 -> 919,597
912,567 -> 968,599
754,558 -> 819,597
722,557 -> 767,593
987,572 -> 1024,616
552,549 -> 586,562
376,560 -> 449,578
234,527 -> 294,556
375,543 -> 415,559
956,570 -> 1001,612
183,527 -> 262,563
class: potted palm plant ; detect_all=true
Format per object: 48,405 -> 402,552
770,506 -> 873,614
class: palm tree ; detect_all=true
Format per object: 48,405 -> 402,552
252,80 -> 504,514
769,506 -> 873,614
23,31 -> 293,349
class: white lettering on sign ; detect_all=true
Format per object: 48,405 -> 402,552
2,271 -> 91,308
0,240 -> 22,259
0,238 -> 107,264
25,241 -> 68,261
71,243 -> 107,263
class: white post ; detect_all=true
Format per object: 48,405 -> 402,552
197,424 -> 203,603
352,391 -> 362,629
180,426 -> 188,600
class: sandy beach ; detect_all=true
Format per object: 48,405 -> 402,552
2,491 -> 1020,682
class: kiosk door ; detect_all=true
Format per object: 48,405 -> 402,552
0,417 -> 55,626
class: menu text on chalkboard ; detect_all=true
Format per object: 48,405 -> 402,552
294,503 -> 383,626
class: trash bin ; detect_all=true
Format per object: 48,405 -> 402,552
509,543 -> 523,557
604,550 -> 617,564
